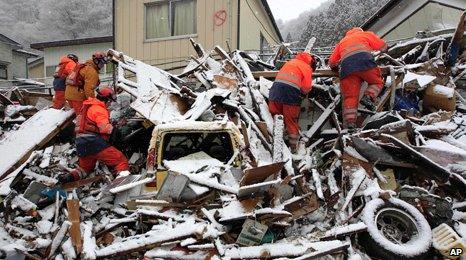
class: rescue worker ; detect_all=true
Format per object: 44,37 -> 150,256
65,52 -> 108,114
52,54 -> 78,109
268,52 -> 316,152
58,87 -> 129,183
329,28 -> 387,130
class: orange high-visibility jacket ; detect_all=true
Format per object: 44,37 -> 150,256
275,52 -> 314,95
65,60 -> 100,101
76,98 -> 113,136
329,28 -> 387,69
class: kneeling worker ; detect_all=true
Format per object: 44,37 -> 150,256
59,87 -> 129,183
268,52 -> 316,152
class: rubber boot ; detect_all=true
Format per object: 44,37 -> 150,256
360,95 -> 376,111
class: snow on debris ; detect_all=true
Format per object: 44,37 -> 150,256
0,108 -> 73,177
423,139 -> 466,155
96,219 -> 206,257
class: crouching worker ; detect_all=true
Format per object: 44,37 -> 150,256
58,87 -> 129,183
329,28 -> 387,130
268,52 -> 316,153
52,54 -> 78,109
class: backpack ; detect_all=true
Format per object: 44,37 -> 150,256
66,63 -> 87,89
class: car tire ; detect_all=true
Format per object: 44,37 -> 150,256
360,198 -> 432,260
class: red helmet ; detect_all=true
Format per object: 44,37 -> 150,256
92,52 -> 108,69
92,52 -> 107,60
96,86 -> 116,102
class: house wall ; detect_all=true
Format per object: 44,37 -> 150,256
366,0 -> 466,41
42,42 -> 112,85
11,53 -> 28,79
385,2 -> 464,41
114,0 -> 239,71
238,0 -> 280,51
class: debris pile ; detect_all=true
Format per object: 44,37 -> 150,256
0,32 -> 465,259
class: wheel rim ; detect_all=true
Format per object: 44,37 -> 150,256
375,207 -> 418,244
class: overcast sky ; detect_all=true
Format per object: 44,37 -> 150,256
267,0 -> 329,22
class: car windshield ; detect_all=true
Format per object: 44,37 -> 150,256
162,132 -> 234,163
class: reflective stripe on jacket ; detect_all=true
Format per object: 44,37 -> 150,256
329,28 -> 386,78
275,52 -> 313,95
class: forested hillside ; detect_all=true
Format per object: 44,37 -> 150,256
0,0 -> 112,46
296,0 -> 389,47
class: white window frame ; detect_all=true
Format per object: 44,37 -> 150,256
144,0 -> 197,42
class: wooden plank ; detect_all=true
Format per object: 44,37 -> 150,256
62,175 -> 104,191
253,67 -> 397,80
253,70 -> 338,79
240,162 -> 285,186
305,95 -> 341,140
67,198 -> 82,254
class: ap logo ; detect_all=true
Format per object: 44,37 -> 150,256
450,248 -> 464,257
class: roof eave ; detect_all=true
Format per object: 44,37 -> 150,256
30,36 -> 114,51
260,0 -> 283,42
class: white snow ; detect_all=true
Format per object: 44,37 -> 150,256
403,72 -> 436,89
82,221 -> 97,260
96,219 -> 206,257
35,219 -> 53,235
61,238 -> 77,260
23,168 -> 58,185
423,139 -> 466,155
0,108 -> 74,178
0,151 -> 40,196
144,249 -> 208,259
416,121 -> 458,132
163,151 -> 224,174
323,222 -> 367,238
361,198 -> 432,257
11,194 -> 36,211
432,85 -> 455,98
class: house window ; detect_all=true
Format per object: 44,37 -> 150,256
46,65 -> 56,77
260,33 -> 270,54
0,65 -> 7,79
145,0 -> 197,40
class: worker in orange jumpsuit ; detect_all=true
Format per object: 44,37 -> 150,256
65,52 -> 108,114
329,28 -> 387,130
52,54 -> 78,109
58,87 -> 129,183
268,52 -> 315,152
